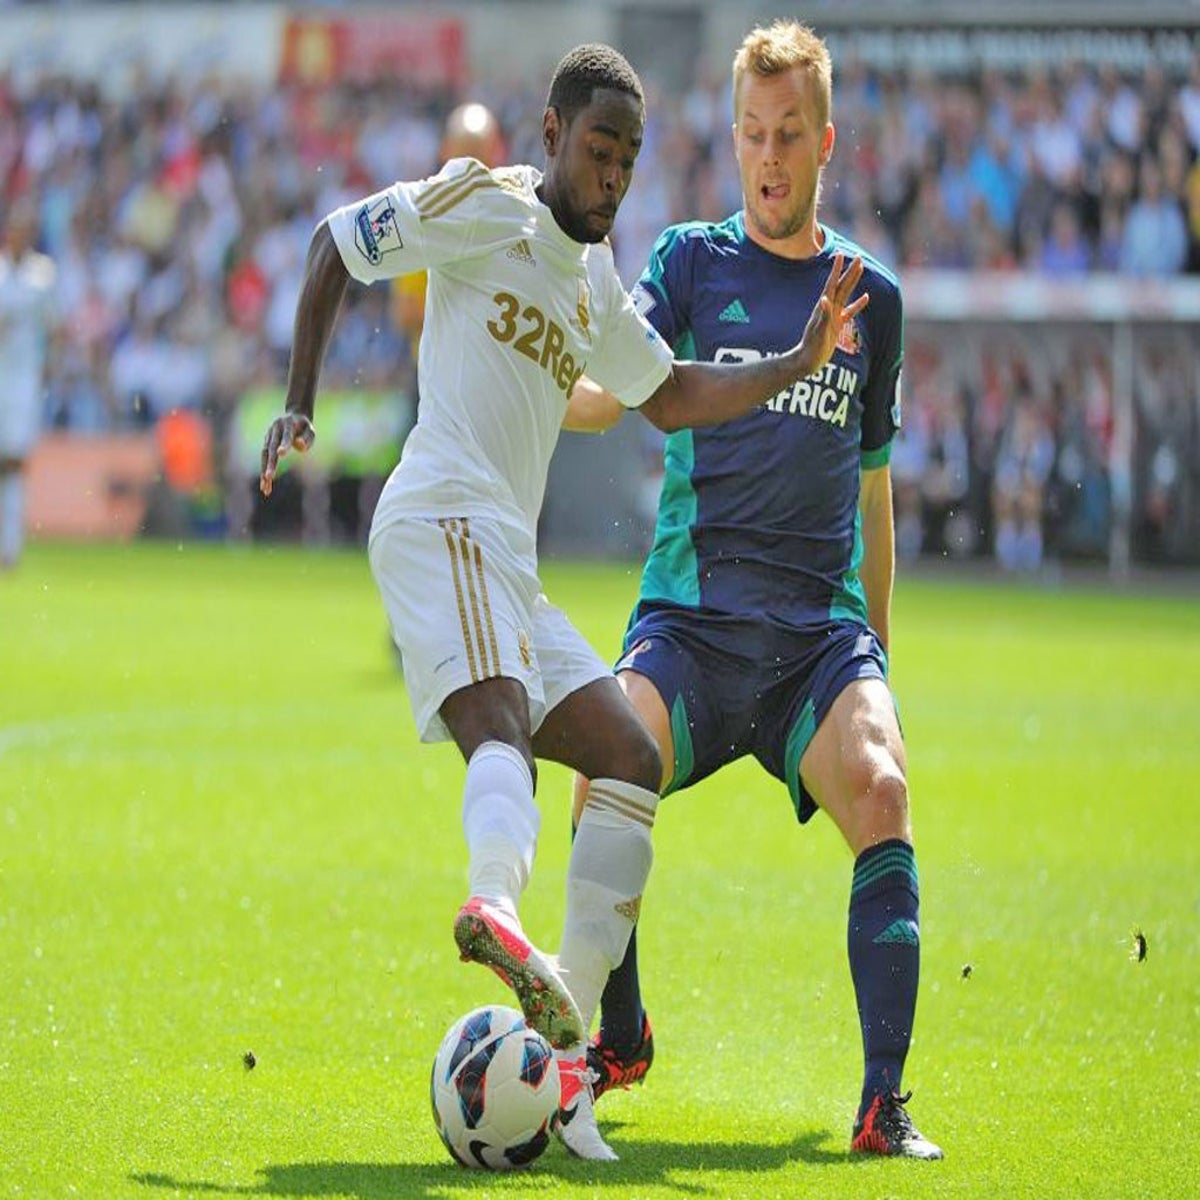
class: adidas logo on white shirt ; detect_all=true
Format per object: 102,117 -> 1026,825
506,239 -> 537,266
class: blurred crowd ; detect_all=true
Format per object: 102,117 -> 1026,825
3,48 -> 1200,563
825,58 -> 1200,278
890,321 -> 1200,572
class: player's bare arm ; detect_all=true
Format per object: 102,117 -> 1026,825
259,221 -> 351,495
563,376 -> 625,432
640,253 -> 867,433
859,464 -> 896,654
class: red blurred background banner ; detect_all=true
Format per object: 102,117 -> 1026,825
279,14 -> 466,89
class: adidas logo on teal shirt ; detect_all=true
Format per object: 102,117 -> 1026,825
718,298 -> 750,323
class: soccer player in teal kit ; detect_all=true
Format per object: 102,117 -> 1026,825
567,21 -> 942,1158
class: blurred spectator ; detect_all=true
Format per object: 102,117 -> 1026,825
141,405 -> 220,538
889,413 -> 928,563
0,201 -> 57,571
1100,65 -> 1144,154
1052,354 -> 1113,558
993,397 -> 1056,573
1040,202 -> 1091,276
1030,86 -> 1082,191
1184,152 -> 1200,272
1180,55 -> 1200,153
1135,340 -> 1196,562
921,391 -> 972,558
890,342 -> 934,561
969,131 -> 1020,233
1119,157 -> 1188,276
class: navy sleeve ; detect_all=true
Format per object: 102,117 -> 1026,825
629,225 -> 693,352
860,276 -> 903,466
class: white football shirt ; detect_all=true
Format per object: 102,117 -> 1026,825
326,158 -> 673,540
0,249 -> 56,455
0,250 -> 56,394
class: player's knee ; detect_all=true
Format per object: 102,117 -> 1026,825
607,722 -> 662,793
861,762 -> 909,840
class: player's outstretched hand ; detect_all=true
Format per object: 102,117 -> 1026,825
260,412 -> 315,496
796,253 -> 869,377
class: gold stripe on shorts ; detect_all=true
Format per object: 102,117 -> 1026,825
462,518 -> 501,675
588,782 -> 656,829
452,519 -> 495,677
439,518 -> 480,682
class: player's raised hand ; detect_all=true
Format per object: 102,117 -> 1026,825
260,412 -> 315,496
796,253 -> 869,377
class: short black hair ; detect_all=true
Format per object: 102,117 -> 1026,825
546,43 -> 644,124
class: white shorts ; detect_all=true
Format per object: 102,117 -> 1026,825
368,515 -> 611,743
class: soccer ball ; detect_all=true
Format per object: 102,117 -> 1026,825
430,1004 -> 560,1170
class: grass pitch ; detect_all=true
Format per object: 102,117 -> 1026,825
2,542 -> 1198,1199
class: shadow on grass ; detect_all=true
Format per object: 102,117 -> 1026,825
133,1128 -> 854,1197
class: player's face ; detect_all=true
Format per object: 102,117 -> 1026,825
541,88 -> 644,244
734,67 -> 833,251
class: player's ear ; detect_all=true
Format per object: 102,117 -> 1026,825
543,107 -> 561,158
819,122 -> 835,167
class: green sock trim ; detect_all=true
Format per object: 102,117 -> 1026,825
851,845 -> 918,899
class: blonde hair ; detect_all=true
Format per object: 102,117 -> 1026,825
732,20 -> 832,127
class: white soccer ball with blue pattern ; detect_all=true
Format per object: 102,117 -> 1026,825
430,1004 -> 560,1170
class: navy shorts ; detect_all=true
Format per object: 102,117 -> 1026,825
615,604 -> 892,822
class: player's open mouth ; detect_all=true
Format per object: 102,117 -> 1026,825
761,184 -> 789,200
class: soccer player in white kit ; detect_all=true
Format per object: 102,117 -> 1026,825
260,44 -> 866,1161
0,204 -> 56,573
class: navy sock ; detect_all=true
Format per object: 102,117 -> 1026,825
597,923 -> 645,1054
847,838 -> 920,1119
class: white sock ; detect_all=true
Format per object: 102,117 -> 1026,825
462,741 -> 540,917
0,473 -> 24,566
558,778 -> 657,1031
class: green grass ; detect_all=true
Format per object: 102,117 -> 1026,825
3,542 -> 1198,1199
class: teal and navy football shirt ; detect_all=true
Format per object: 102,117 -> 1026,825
630,213 -> 903,630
